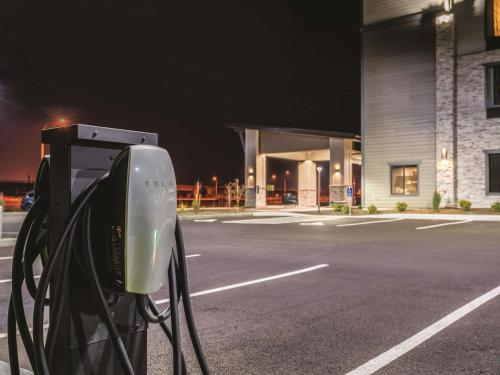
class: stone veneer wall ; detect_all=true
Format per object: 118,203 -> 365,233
298,190 -> 316,207
456,49 -> 500,207
436,15 -> 457,207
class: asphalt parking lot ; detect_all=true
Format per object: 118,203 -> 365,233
1,214 -> 500,374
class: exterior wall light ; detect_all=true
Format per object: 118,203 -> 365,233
248,166 -> 254,175
444,0 -> 453,12
334,164 -> 340,173
441,148 -> 448,160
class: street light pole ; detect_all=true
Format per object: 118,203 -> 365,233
316,166 -> 323,212
284,170 -> 290,195
212,176 -> 218,197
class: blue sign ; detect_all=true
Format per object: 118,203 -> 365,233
346,187 -> 353,198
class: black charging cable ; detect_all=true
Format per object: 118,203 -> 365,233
9,163 -> 212,375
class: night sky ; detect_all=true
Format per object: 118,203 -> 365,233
0,0 -> 360,185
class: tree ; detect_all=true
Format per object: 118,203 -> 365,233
224,179 -> 245,208
234,178 -> 245,209
224,181 -> 234,208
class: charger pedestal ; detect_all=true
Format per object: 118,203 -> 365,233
42,124 -> 158,375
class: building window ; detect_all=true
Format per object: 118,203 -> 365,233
487,0 -> 500,48
486,65 -> 500,117
391,165 -> 418,195
488,153 -> 500,193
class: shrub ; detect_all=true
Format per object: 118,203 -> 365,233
0,192 -> 4,207
331,203 -> 343,212
191,198 -> 201,213
341,205 -> 350,215
367,204 -> 377,214
458,199 -> 472,211
432,191 -> 441,211
178,201 -> 186,213
395,202 -> 408,212
491,201 -> 500,212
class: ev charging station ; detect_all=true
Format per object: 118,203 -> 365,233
8,124 -> 211,375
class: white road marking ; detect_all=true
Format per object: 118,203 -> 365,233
416,220 -> 472,230
337,218 -> 404,227
0,275 -> 40,284
155,264 -> 329,305
0,323 -> 49,340
185,254 -> 201,258
300,222 -> 325,226
193,219 -> 218,223
0,256 -> 13,260
223,216 -> 342,225
345,285 -> 500,375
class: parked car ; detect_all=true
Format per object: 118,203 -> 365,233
21,191 -> 34,211
282,193 -> 298,205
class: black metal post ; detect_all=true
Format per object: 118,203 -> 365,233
42,124 -> 157,375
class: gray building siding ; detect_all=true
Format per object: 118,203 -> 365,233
363,17 -> 437,208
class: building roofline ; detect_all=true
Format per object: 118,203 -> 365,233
226,123 -> 361,141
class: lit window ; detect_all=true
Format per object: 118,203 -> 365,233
488,153 -> 500,193
487,0 -> 500,42
391,165 -> 418,195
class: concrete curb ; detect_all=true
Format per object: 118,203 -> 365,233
0,238 -> 16,248
0,360 -> 32,374
370,213 -> 500,221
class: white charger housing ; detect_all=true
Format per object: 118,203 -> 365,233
110,145 -> 177,294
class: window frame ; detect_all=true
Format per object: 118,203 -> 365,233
389,163 -> 419,196
485,150 -> 500,195
484,63 -> 500,118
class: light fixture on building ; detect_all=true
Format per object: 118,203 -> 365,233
444,0 -> 453,12
248,166 -> 254,175
441,148 -> 448,160
334,164 -> 340,173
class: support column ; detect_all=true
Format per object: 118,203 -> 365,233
244,129 -> 259,208
329,138 -> 352,202
298,160 -> 317,207
436,13 -> 457,208
256,154 -> 267,208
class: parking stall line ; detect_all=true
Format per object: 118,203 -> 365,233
155,264 -> 329,305
345,284 -> 500,375
337,218 -> 403,227
0,256 -> 13,261
193,219 -> 218,223
185,254 -> 201,258
223,216 -> 343,225
416,220 -> 472,230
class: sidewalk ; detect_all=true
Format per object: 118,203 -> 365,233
370,213 -> 500,222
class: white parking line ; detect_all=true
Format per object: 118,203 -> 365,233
185,254 -> 201,258
345,284 -> 500,375
0,256 -> 13,260
155,264 -> 329,305
193,219 -> 218,223
300,222 -> 325,226
0,275 -> 40,284
337,218 -> 403,227
223,216 -> 342,225
416,220 -> 472,230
